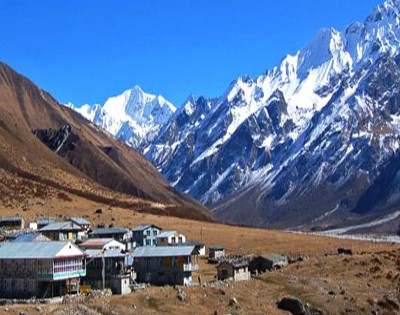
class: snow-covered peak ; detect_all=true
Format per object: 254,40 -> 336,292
68,85 -> 176,148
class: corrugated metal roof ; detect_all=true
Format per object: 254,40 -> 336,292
90,227 -> 129,235
37,218 -> 55,225
132,224 -> 162,232
85,249 -> 125,258
0,241 -> 83,259
132,246 -> 196,258
0,216 -> 23,222
80,238 -> 114,247
39,221 -> 82,232
70,217 -> 91,226
13,233 -> 50,243
157,230 -> 181,238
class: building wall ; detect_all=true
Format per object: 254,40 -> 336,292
217,263 -> 234,280
234,266 -> 250,281
209,249 -> 225,259
133,227 -> 160,247
134,256 -> 192,286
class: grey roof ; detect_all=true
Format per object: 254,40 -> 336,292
90,227 -> 129,235
37,218 -> 55,225
157,230 -> 183,238
0,241 -> 83,259
85,249 -> 125,258
178,241 -> 204,247
257,254 -> 288,263
132,246 -> 196,258
39,221 -> 82,232
69,217 -> 91,226
0,216 -> 23,222
132,224 -> 162,232
13,233 -> 50,243
218,257 -> 250,268
209,246 -> 224,251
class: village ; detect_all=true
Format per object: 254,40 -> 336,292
0,215 -> 290,301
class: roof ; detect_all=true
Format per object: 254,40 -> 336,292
157,230 -> 184,238
132,246 -> 196,258
90,227 -> 129,235
13,233 -> 50,243
209,246 -> 224,251
0,216 -> 23,222
0,241 -> 84,259
181,241 -> 205,247
85,249 -> 126,258
37,218 -> 55,225
132,224 -> 162,232
218,257 -> 250,268
69,217 -> 91,226
39,221 -> 82,232
256,254 -> 288,263
79,238 -> 115,247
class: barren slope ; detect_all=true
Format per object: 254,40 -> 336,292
0,62 -> 211,221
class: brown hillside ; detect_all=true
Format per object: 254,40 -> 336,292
0,62 -> 211,221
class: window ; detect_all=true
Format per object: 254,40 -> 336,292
153,230 -> 158,236
146,230 -> 151,236
146,239 -> 151,246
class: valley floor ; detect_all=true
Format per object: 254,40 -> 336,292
0,193 -> 399,314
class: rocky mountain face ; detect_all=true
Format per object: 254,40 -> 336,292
68,85 -> 176,148
0,62 -> 211,222
144,0 -> 400,230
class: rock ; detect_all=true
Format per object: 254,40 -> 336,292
176,287 -> 187,302
277,297 -> 306,315
19,312 -> 28,315
35,306 -> 42,312
337,247 -> 353,255
297,255 -> 309,262
214,310 -> 219,315
95,208 -> 103,214
377,295 -> 400,311
229,297 -> 238,306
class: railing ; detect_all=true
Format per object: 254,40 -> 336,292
183,264 -> 199,271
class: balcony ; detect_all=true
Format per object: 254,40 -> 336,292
183,263 -> 199,272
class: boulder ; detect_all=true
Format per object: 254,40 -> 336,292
277,297 -> 306,315
337,247 -> 353,255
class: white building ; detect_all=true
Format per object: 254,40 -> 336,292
156,231 -> 186,246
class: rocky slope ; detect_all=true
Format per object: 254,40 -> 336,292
145,0 -> 400,229
0,62 -> 211,221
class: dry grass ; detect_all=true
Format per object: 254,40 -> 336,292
1,193 -> 399,314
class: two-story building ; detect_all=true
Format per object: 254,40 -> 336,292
0,241 -> 86,298
88,227 -> 133,249
68,217 -> 91,231
132,224 -> 162,247
155,231 -> 186,246
132,246 -> 198,286
39,221 -> 84,241
83,248 -> 133,295
78,238 -> 125,251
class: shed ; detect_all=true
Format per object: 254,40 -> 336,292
209,246 -> 225,262
217,257 -> 250,281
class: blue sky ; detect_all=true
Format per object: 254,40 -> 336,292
0,0 -> 384,107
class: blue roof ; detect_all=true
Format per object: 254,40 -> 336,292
0,241 -> 84,259
13,233 -> 49,243
132,246 -> 196,258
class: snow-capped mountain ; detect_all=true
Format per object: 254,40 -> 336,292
69,85 -> 176,148
145,0 -> 400,230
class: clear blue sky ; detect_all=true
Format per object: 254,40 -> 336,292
0,0 -> 384,107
